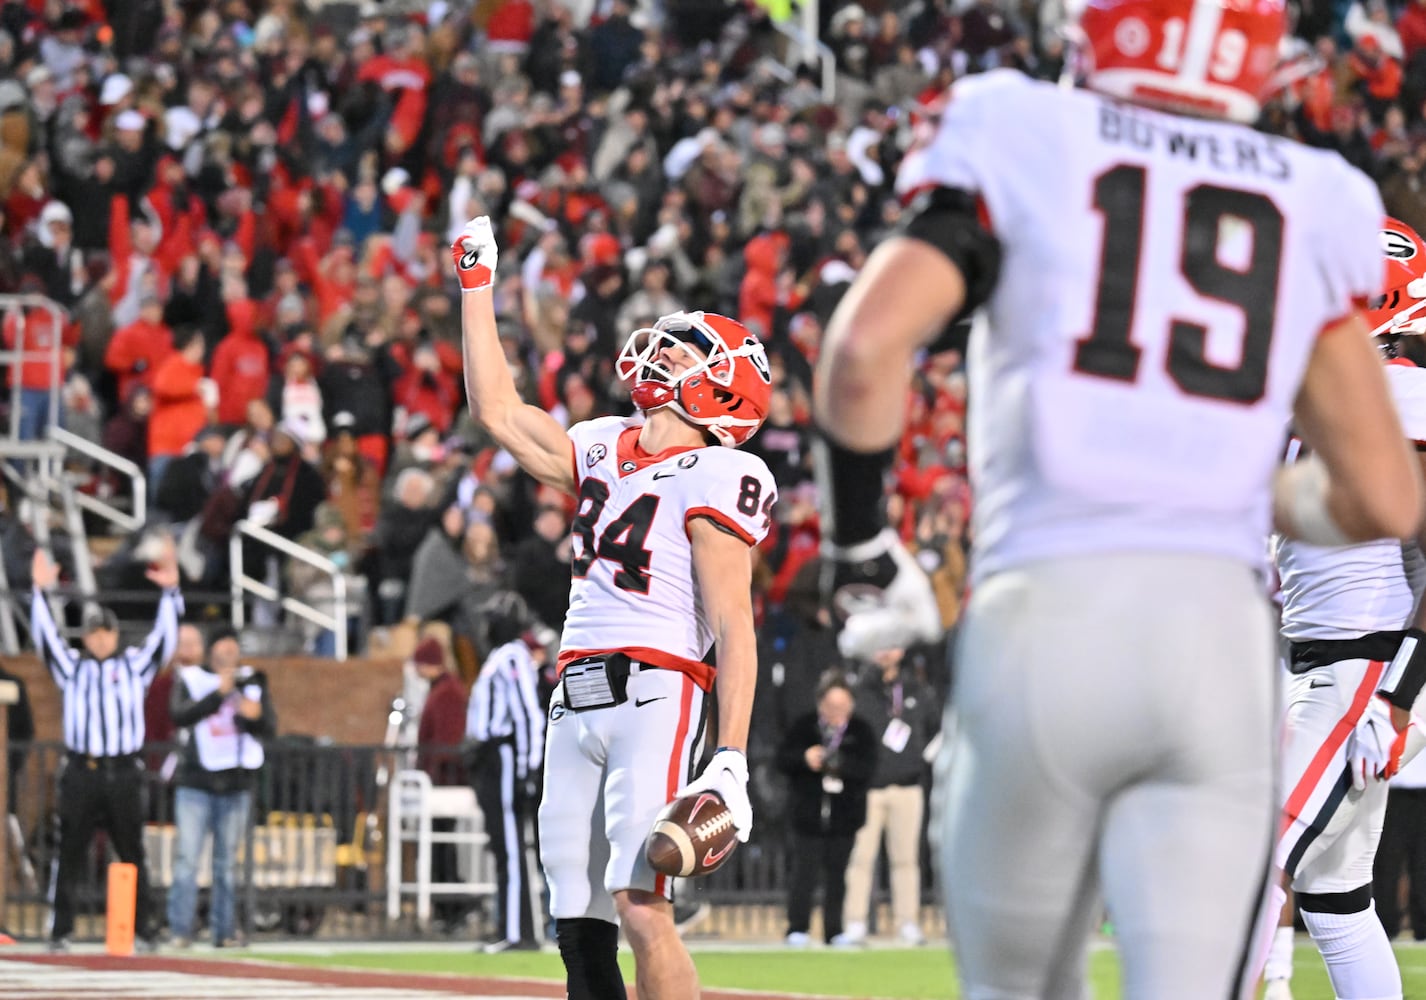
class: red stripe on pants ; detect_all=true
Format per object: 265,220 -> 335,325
1278,660 -> 1384,838
655,676 -> 695,898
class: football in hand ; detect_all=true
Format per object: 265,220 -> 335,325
645,792 -> 739,878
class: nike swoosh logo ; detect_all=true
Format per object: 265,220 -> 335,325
635,696 -> 667,707
652,470 -> 677,480
1309,678 -> 1334,689
703,839 -> 736,868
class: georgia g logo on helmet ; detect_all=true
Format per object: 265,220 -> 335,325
1383,228 -> 1419,261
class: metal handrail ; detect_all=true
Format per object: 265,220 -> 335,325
230,519 -> 348,660
771,14 -> 836,103
46,426 -> 146,532
0,295 -> 66,442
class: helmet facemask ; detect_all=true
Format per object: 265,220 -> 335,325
616,311 -> 771,447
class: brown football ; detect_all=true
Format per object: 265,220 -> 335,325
645,791 -> 739,878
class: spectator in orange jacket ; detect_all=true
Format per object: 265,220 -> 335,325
104,295 -> 173,403
1350,36 -> 1403,117
148,329 -> 209,497
211,299 -> 270,427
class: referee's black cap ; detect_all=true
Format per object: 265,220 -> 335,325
82,606 -> 119,634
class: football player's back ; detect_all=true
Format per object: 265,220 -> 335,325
811,1 -> 1422,996
903,69 -> 1383,582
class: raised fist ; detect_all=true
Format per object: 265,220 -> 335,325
451,216 -> 499,293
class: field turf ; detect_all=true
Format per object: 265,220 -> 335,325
253,942 -> 1426,998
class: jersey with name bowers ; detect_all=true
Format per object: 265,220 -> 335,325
1276,362 -> 1426,641
559,415 -> 776,689
898,70 -> 1384,584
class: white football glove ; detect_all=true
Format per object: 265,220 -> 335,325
1346,696 -> 1395,792
676,748 -> 752,843
450,216 -> 499,292
825,529 -> 944,660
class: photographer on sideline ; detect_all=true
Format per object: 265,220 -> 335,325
777,670 -> 877,947
167,627 -> 275,948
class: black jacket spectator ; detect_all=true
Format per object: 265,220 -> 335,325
777,706 -> 877,836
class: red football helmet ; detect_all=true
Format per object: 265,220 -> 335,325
1365,216 -> 1426,341
615,311 -> 773,448
1074,0 -> 1287,123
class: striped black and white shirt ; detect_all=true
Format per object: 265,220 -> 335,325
31,588 -> 183,757
466,640 -> 545,779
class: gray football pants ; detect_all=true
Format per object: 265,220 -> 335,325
933,552 -> 1277,999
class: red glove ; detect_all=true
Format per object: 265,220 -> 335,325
450,216 -> 498,293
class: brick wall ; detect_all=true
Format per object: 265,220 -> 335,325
1,654 -> 407,745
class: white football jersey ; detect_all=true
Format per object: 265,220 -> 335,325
1276,363 -> 1426,641
899,71 -> 1384,583
559,415 -> 777,688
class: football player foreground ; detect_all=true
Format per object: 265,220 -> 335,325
454,216 -> 775,1000
811,0 -> 1425,995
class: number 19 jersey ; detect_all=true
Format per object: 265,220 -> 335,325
899,70 -> 1384,583
559,416 -> 777,690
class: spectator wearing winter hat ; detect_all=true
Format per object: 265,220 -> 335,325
104,294 -> 173,403
3,292 -> 77,440
289,502 -> 366,656
411,633 -> 469,926
21,199 -> 84,306
238,418 -> 328,626
321,412 -> 382,539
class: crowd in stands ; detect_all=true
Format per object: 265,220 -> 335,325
0,0 -> 1417,691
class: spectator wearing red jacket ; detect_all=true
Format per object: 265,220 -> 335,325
104,295 -> 172,403
356,27 -> 432,157
392,343 -> 460,435
148,329 -> 209,495
4,300 -> 77,439
1400,0 -> 1426,63
739,232 -> 788,338
211,299 -> 270,427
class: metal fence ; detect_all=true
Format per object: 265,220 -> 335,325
6,739 -> 934,943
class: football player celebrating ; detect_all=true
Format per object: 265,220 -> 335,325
452,217 -> 776,1000
1267,217 -> 1426,1000
811,0 -> 1425,996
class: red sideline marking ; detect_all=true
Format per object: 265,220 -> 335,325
0,953 -> 830,1000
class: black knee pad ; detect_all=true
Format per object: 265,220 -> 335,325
556,918 -> 625,1000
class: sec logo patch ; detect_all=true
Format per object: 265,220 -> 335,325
586,443 -> 607,467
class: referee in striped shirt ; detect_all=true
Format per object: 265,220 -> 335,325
30,541 -> 182,951
467,594 -> 546,952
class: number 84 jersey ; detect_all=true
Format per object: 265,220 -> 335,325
559,415 -> 777,690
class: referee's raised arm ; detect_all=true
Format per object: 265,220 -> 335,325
129,539 -> 183,680
29,550 -> 75,685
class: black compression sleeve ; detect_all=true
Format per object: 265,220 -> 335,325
813,432 -> 895,549
902,186 -> 1002,321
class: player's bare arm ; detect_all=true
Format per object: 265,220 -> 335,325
1279,314 -> 1423,544
674,515 -> 759,843
453,217 -> 575,495
689,516 -> 757,752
